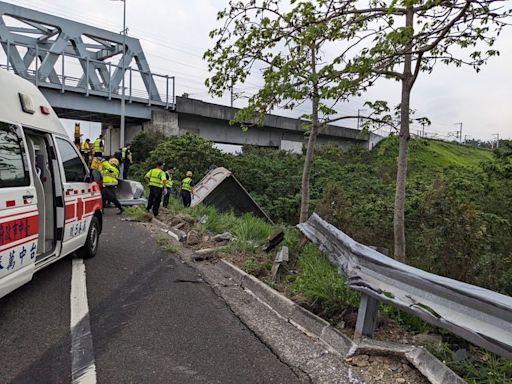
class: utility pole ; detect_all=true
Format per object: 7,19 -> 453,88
455,122 -> 463,144
357,109 -> 366,130
492,133 -> 500,149
121,0 -> 126,148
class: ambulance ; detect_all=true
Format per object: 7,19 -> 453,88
0,69 -> 103,299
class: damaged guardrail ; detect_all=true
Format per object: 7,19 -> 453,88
298,213 -> 512,359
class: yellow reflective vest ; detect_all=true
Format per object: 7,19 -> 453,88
145,168 -> 167,188
94,138 -> 103,153
165,171 -> 173,188
101,161 -> 119,186
181,177 -> 192,192
81,142 -> 90,154
122,147 -> 132,163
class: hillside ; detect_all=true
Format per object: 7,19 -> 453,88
371,137 -> 494,176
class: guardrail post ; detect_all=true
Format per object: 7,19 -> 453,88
354,294 -> 379,339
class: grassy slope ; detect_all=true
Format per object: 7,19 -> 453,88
410,140 -> 493,170
370,137 -> 493,178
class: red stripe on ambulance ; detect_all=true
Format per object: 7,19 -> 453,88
0,214 -> 38,247
65,197 -> 102,222
84,197 -> 102,217
65,204 -> 75,221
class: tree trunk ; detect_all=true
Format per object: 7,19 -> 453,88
394,7 -> 414,262
299,44 -> 320,224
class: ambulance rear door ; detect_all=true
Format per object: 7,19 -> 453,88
0,122 -> 38,298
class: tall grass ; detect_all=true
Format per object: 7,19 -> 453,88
434,345 -> 512,384
292,244 -> 359,318
124,205 -> 152,222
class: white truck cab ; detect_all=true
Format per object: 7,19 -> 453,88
0,69 -> 103,299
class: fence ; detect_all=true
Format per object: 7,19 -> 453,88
298,213 -> 512,359
0,41 -> 175,109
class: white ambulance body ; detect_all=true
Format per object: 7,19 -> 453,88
0,69 -> 103,299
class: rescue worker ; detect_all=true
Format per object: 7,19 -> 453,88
162,165 -> 174,209
144,162 -> 167,216
114,148 -> 122,165
180,171 -> 194,208
94,134 -> 104,158
81,138 -> 91,165
101,157 -> 124,214
121,143 -> 132,179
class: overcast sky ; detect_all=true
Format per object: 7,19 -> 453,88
4,0 -> 512,142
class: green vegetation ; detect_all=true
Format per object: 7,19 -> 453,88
131,131 -> 512,383
156,236 -> 178,253
124,206 -> 152,222
292,245 -> 359,318
130,132 -> 512,295
434,344 -> 512,384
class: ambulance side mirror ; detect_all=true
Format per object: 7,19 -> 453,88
84,175 -> 92,183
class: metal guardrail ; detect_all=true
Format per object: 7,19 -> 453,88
0,41 -> 175,109
298,213 -> 512,359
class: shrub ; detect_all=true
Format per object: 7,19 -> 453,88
130,130 -> 166,163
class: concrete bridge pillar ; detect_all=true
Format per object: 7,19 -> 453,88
102,124 -> 117,156
143,110 -> 180,136
101,110 -> 180,155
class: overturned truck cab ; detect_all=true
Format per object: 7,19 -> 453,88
191,167 -> 272,223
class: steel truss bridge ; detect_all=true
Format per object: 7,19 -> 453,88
0,1 -> 175,121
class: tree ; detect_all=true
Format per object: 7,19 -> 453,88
349,0 -> 511,261
205,0 -> 374,223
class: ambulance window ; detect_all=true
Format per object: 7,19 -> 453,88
56,138 -> 86,182
0,122 -> 30,188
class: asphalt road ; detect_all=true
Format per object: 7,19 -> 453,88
0,210 -> 301,384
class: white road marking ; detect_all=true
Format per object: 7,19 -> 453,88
70,258 -> 97,384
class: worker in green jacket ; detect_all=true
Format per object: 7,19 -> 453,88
180,171 -> 194,207
144,162 -> 167,216
162,165 -> 174,209
94,134 -> 104,158
101,157 -> 124,214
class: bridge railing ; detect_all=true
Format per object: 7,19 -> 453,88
298,213 -> 512,359
0,41 -> 175,109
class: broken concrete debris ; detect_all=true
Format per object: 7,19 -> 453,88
262,227 -> 284,253
271,246 -> 289,283
186,230 -> 201,246
212,232 -> 234,242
